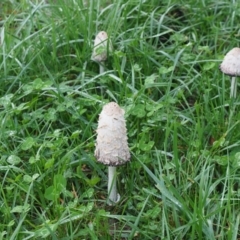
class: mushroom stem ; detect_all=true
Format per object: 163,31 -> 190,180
99,64 -> 105,75
230,76 -> 237,98
99,64 -> 105,95
108,166 -> 119,204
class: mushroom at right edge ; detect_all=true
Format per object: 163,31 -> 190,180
95,102 -> 130,205
220,47 -> 240,98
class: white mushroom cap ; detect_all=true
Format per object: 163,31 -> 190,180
220,47 -> 240,76
91,31 -> 112,62
95,102 -> 130,166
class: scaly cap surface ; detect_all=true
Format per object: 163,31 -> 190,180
220,47 -> 240,76
95,102 -> 130,166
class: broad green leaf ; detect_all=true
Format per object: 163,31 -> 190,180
85,177 -> 100,187
78,202 -> 94,212
130,104 -> 146,118
133,63 -> 141,72
29,156 -> 39,164
81,188 -> 94,199
144,74 -> 158,87
33,78 -> 44,89
44,158 -> 54,169
44,174 -> 67,200
144,205 -> 161,219
44,108 -> 57,121
203,62 -> 216,71
13,102 -> 29,114
233,152 -> 240,168
212,136 -> 225,149
34,223 -> 58,238
21,137 -> 35,150
44,186 -> 58,201
23,175 -> 33,183
159,66 -> 174,74
11,204 -> 30,213
71,130 -> 82,138
139,141 -> 154,151
170,32 -> 188,42
54,174 -> 66,192
32,173 -> 40,180
7,155 -> 21,165
0,94 -> 14,108
23,173 -> 39,183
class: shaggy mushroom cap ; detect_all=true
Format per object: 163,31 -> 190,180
220,47 -> 240,76
91,31 -> 111,62
95,102 -> 130,166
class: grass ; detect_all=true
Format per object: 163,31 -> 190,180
0,0 -> 240,239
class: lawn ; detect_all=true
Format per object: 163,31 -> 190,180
0,0 -> 240,239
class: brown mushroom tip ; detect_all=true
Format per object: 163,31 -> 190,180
220,47 -> 240,76
97,31 -> 108,39
102,101 -> 125,116
94,102 -> 130,166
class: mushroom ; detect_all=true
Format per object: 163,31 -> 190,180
91,31 -> 112,74
220,47 -> 240,98
95,102 -> 130,205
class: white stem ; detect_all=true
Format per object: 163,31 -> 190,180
107,166 -> 120,205
230,76 -> 237,98
99,63 -> 105,96
99,64 -> 105,75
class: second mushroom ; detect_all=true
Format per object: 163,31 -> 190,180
91,31 -> 112,74
220,47 -> 240,98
